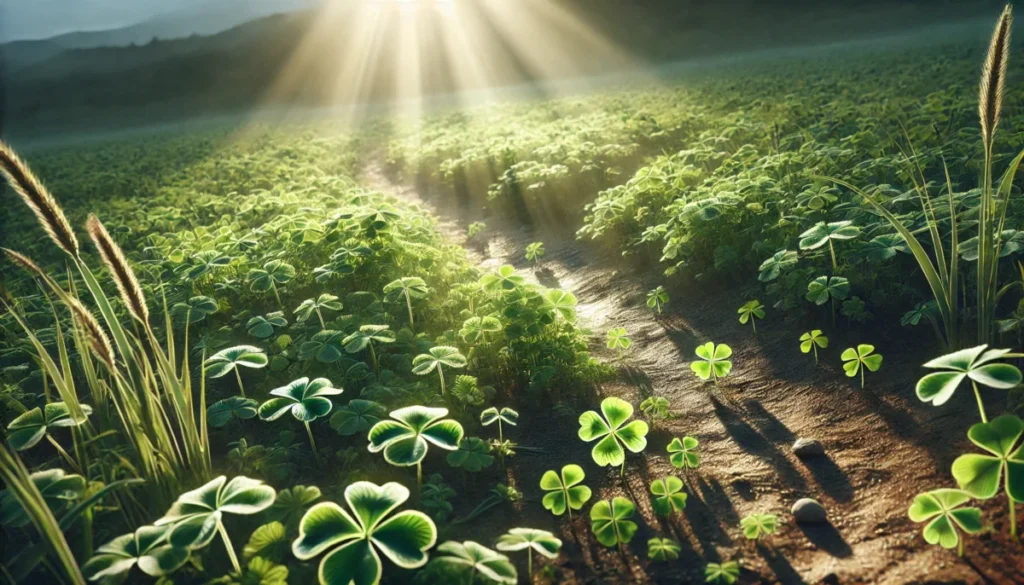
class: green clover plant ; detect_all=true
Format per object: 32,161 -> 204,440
578,397 -> 649,476
539,464 -> 592,520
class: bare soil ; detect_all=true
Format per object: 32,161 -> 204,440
360,160 -> 1024,585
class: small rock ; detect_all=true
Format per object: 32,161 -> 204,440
792,438 -> 825,457
792,498 -> 828,524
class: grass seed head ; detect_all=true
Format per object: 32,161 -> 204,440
86,213 -> 150,324
0,140 -> 80,258
980,4 -> 1012,146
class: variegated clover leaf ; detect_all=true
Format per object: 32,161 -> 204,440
495,528 -> 561,580
259,377 -> 343,459
7,401 -> 92,451
916,345 -> 1022,422
431,541 -> 517,585
578,397 -> 649,476
246,312 -> 288,339
83,525 -> 189,583
480,406 -> 518,444
292,482 -> 437,585
412,346 -> 467,396
590,497 -> 637,550
691,342 -> 733,384
539,464 -> 592,520
155,475 -> 276,574
650,476 -> 687,516
908,489 -> 982,555
383,277 -> 429,333
205,345 -> 268,398
0,468 -> 85,528
343,325 -> 395,372
368,406 -> 464,493
294,293 -> 343,330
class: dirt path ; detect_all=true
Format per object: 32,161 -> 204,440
360,160 -> 1021,585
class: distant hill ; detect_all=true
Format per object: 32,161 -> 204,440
1,0 -> 315,70
0,0 -> 1006,137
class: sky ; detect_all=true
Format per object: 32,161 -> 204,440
0,0 -> 306,42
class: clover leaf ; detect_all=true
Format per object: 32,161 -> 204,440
495,528 -> 561,579
207,396 -> 258,428
294,294 -> 343,329
330,399 -> 385,436
590,496 -> 637,550
799,330 -> 828,364
480,406 -> 518,444
539,464 -> 592,520
667,436 -> 700,470
650,476 -> 687,516
205,345 -> 268,398
432,541 -> 517,585
578,397 -> 649,476
156,475 -> 276,574
646,286 -> 669,313
916,345 -> 1022,422
292,481 -> 437,585
908,489 -> 982,554
368,406 -> 464,493
412,346 -> 467,396
740,513 -> 778,540
951,414 -> 1024,537
647,537 -> 680,562
0,468 -> 85,528
737,300 -> 765,332
446,437 -> 494,472
7,401 -> 92,451
841,344 -> 882,388
83,525 -> 189,583
705,561 -> 741,584
691,342 -> 732,384
246,312 -> 288,339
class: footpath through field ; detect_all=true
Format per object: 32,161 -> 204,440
359,158 -> 1017,585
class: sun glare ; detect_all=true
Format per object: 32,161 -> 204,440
261,0 -> 647,126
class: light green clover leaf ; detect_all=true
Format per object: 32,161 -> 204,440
650,476 -> 687,516
691,342 -> 733,384
589,497 -> 637,549
578,397 -> 649,475
667,436 -> 700,470
539,464 -> 592,520
908,489 -> 982,553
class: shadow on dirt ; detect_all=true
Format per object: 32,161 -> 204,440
799,523 -> 852,558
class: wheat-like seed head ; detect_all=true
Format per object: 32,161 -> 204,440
85,214 -> 150,325
66,296 -> 116,369
980,4 -> 1013,147
0,140 -> 80,258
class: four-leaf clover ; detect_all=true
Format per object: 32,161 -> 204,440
667,436 -> 700,470
647,537 -> 681,562
691,342 -> 733,384
539,464 -> 592,520
590,496 -> 637,550
578,397 -> 649,476
650,476 -> 687,516
740,513 -> 779,541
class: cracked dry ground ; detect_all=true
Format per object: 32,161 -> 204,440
361,159 -> 1024,585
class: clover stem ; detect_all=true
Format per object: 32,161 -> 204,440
369,343 -> 378,373
417,461 -> 423,498
468,567 -> 476,585
438,367 -> 447,396
1009,491 -> 1018,540
405,291 -> 415,334
957,536 -> 964,557
271,280 -> 282,307
752,319 -> 756,334
46,434 -> 81,473
527,551 -> 533,579
813,345 -> 819,365
828,240 -> 837,275
498,419 -> 504,445
234,368 -> 246,398
217,521 -> 242,574
860,367 -> 865,390
971,381 -> 988,423
315,307 -> 326,330
304,421 -> 320,462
